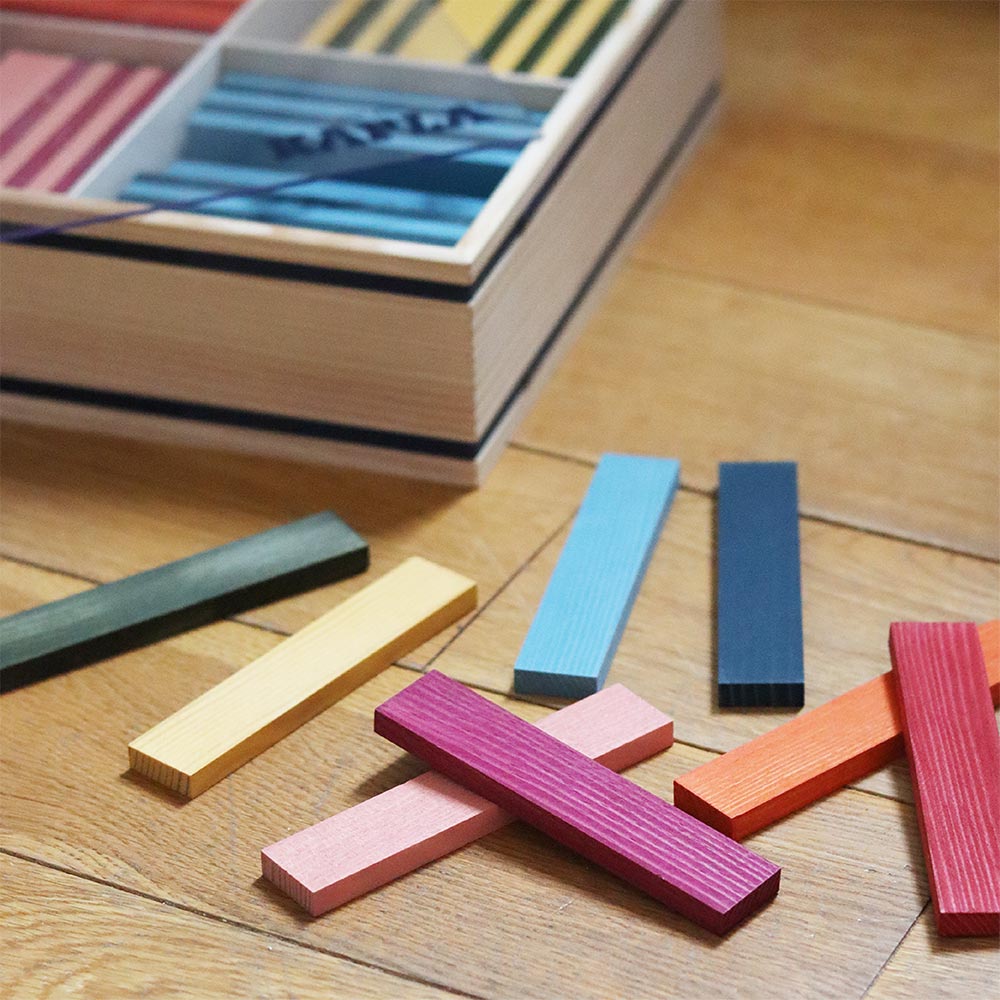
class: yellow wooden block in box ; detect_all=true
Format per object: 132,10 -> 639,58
301,0 -> 368,47
127,557 -> 477,798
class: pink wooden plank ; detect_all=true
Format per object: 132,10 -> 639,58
0,60 -> 117,185
374,671 -> 781,934
262,684 -> 674,916
24,65 -> 169,192
0,52 -> 84,152
6,62 -> 135,188
889,622 -> 1000,937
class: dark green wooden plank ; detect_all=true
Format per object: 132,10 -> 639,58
0,512 -> 368,691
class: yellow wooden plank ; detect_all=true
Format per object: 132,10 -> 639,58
0,856 -> 454,1000
488,1 -> 558,72
401,0 -> 516,62
301,0 -> 369,47
350,0 -> 418,53
127,557 -> 476,797
0,578 -> 936,998
530,0 -> 613,77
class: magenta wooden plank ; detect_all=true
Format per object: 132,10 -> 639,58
889,621 -> 1000,937
374,670 -> 781,934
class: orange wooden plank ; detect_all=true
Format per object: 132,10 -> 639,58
673,620 -> 999,840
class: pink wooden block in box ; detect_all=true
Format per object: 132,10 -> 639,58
262,684 -> 673,915
374,670 -> 781,934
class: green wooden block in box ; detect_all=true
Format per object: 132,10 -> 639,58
0,512 -> 368,691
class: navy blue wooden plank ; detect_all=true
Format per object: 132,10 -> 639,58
513,454 -> 680,699
0,513 -> 368,691
716,462 -> 804,708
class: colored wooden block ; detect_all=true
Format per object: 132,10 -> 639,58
129,558 -> 476,798
218,73 -> 546,125
120,177 -> 469,245
674,620 -> 1000,841
0,61 -> 119,186
531,0 -> 616,77
514,454 -> 679,699
716,461 -> 804,707
24,66 -> 170,193
262,684 -> 674,915
0,512 -> 368,692
374,670 -> 781,935
158,161 -> 486,222
0,1 -> 239,32
488,1 -> 561,72
0,51 -> 77,136
889,621 -> 1000,937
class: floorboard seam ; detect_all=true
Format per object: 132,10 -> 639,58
507,443 -> 999,562
420,510 -> 579,673
859,899 -> 931,998
0,847 -> 488,1000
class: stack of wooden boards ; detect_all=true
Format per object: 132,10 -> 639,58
0,48 -> 169,192
0,0 -> 723,484
1,453 -> 995,940
303,0 -> 630,78
119,72 -> 543,245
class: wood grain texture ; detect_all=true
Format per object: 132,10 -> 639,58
0,428 -> 592,662
263,683 -> 674,915
674,620 -> 1000,840
865,908 -> 1000,1000
0,511 -> 368,692
726,0 -> 999,153
0,856 -> 455,1000
514,453 -> 679,697
717,462 -> 804,707
634,107 -> 998,340
889,621 -> 1000,937
374,670 -> 780,934
432,484 -> 999,798
0,563 -> 954,999
128,557 -> 476,798
513,267 -> 999,558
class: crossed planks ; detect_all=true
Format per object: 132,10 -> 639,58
675,620 -> 999,841
129,558 -> 475,797
263,684 -> 674,915
375,670 -> 781,935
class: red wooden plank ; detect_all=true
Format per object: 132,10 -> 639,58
889,622 -> 1000,937
374,670 -> 781,935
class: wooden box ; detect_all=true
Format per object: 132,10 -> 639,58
0,0 -> 722,484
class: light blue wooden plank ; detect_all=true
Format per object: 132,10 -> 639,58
716,462 -> 804,708
162,160 -> 486,222
513,454 -> 680,699
202,88 -> 541,143
180,108 -> 521,197
219,71 -> 547,125
121,177 -> 467,245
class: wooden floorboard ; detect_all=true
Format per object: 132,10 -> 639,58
1,1 -> 997,995
0,855 -> 466,1000
512,267 -> 999,557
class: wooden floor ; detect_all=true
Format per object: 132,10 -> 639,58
2,2 -> 998,997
